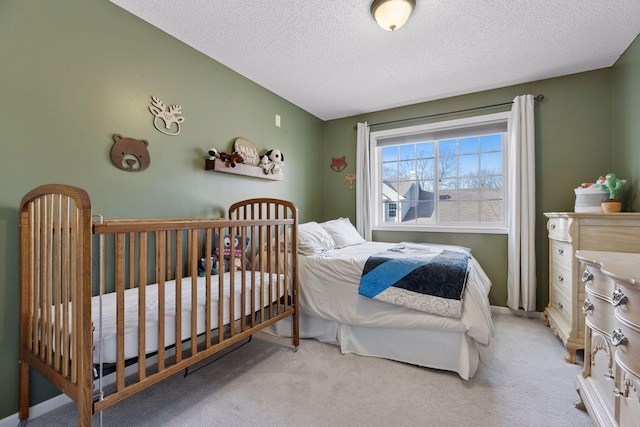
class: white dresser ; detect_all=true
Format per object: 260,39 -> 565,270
575,251 -> 640,427
544,213 -> 640,363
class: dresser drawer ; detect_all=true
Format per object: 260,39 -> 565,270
581,261 -> 615,298
589,332 -> 617,417
550,239 -> 573,269
584,289 -> 616,338
547,217 -> 571,241
550,260 -> 572,292
618,369 -> 640,427
550,283 -> 572,328
615,316 -> 640,378
616,280 -> 640,327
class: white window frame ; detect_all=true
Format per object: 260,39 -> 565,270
370,112 -> 510,234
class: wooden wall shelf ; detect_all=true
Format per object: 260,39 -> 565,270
205,158 -> 283,181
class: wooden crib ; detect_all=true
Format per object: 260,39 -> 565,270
18,184 -> 298,426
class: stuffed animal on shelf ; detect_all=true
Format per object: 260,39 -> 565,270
207,148 -> 220,160
212,234 -> 251,272
260,149 -> 284,174
218,151 -> 244,168
259,154 -> 274,174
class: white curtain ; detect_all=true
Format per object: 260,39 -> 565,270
507,95 -> 537,311
356,122 -> 372,240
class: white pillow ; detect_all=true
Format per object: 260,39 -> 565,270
320,218 -> 366,248
297,221 -> 335,255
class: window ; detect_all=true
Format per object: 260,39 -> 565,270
370,112 -> 510,234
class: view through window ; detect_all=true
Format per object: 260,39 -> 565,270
372,112 -> 510,233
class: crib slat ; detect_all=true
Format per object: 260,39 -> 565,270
31,201 -> 39,354
166,231 -> 172,281
70,201 -> 78,384
156,230 -> 166,372
115,232 -> 126,391
249,225 -> 256,329
61,197 -> 70,377
217,232 -> 224,344
204,228 -> 212,348
44,195 -> 53,365
231,228 -> 239,337
53,195 -> 63,372
174,230 -> 183,362
190,229 -> 198,356
128,232 -> 135,290
239,226 -> 247,332
138,232 -> 148,380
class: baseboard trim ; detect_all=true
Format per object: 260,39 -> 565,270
0,393 -> 72,427
0,355 -> 155,426
491,305 -> 544,319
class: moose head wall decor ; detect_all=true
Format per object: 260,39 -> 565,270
149,95 -> 185,136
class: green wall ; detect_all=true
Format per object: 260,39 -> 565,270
322,70 -> 613,310
613,35 -> 640,211
0,0 -> 323,418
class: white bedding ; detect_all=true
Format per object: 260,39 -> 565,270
269,241 -> 494,379
92,271 -> 285,364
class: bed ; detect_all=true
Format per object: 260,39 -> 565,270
18,184 -> 298,426
268,218 -> 494,379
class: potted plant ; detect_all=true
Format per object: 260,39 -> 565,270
600,173 -> 627,213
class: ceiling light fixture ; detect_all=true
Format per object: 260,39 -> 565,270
371,0 -> 416,31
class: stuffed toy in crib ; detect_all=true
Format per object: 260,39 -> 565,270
214,234 -> 251,272
198,234 -> 251,276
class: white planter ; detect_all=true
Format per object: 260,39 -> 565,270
574,186 -> 608,213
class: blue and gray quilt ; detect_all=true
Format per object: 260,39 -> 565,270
358,243 -> 471,318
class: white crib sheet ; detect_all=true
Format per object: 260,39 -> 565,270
92,271 -> 285,364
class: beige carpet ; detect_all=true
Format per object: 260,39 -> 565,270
23,313 -> 592,426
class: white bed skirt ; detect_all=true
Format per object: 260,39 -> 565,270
266,312 -> 481,380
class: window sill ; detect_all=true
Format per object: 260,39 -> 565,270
372,224 -> 508,234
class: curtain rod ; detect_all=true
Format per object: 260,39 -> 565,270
355,94 -> 544,130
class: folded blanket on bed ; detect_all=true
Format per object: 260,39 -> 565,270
358,243 -> 471,318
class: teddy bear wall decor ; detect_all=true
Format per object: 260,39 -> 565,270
110,134 -> 151,172
149,96 -> 185,136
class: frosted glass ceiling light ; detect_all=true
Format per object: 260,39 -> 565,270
371,0 -> 416,31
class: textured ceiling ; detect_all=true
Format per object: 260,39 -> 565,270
109,0 -> 640,120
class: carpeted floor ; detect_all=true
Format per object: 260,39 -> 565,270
23,313 -> 592,426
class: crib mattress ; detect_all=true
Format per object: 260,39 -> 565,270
92,271 -> 285,364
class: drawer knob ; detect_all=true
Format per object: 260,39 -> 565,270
558,273 -> 564,283
581,269 -> 593,283
557,301 -> 564,311
557,247 -> 564,256
611,328 -> 627,346
550,222 -> 556,230
582,299 -> 593,314
612,289 -> 628,307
